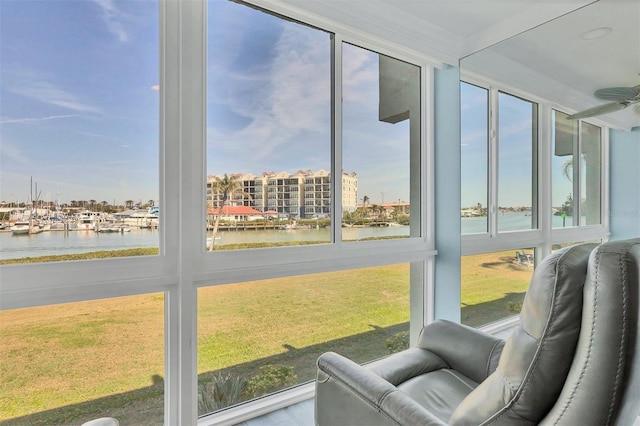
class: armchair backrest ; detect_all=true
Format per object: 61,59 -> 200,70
541,238 -> 640,426
451,242 -> 597,425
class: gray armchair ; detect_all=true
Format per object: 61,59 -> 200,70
315,238 -> 640,425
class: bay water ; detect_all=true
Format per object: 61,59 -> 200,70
0,212 -> 577,260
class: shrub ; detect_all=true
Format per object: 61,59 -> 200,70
198,372 -> 248,414
385,330 -> 410,353
245,364 -> 298,397
507,301 -> 523,314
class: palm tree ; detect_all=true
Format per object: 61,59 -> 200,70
561,158 -> 574,181
371,204 -> 382,220
125,200 -> 134,209
353,206 -> 368,220
208,174 -> 252,251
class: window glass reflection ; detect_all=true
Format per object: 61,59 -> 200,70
580,122 -> 602,225
341,44 -> 420,240
552,110 -> 578,228
497,92 -> 537,232
206,1 -> 331,250
460,82 -> 489,235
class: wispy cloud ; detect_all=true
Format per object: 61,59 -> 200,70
342,44 -> 378,104
500,119 -> 533,138
92,0 -> 129,42
0,140 -> 32,167
0,114 -> 79,124
77,131 -> 125,142
461,129 -> 489,146
208,23 -> 331,164
460,89 -> 488,111
9,80 -> 101,113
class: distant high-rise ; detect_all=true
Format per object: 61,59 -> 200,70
207,169 -> 358,219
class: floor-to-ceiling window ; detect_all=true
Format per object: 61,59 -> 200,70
552,110 -> 603,229
460,79 -> 609,328
197,1 -> 429,420
1,1 -> 166,424
0,1 -> 434,424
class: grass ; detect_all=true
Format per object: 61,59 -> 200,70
197,266 -> 410,384
0,248 -> 532,424
0,293 -> 165,425
461,250 -> 532,327
0,248 -> 159,265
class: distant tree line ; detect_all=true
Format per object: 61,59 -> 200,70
0,199 -> 156,213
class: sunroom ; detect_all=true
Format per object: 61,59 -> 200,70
0,0 -> 638,425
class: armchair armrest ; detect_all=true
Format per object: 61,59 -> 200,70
417,320 -> 505,384
316,351 -> 447,426
366,347 -> 448,386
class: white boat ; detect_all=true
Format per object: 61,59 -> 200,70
10,219 -> 44,235
10,221 -> 30,235
99,224 -> 131,233
77,217 -> 96,230
76,211 -> 102,230
278,221 -> 298,230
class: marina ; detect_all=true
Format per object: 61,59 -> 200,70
0,212 -> 576,261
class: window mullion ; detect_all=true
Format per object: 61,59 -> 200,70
488,87 -> 500,237
332,35 -> 343,244
574,121 -> 582,225
170,0 -> 206,424
538,105 -> 553,255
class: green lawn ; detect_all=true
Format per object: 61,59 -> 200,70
461,250 -> 532,326
0,249 -> 532,424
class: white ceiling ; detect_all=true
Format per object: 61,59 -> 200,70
261,0 -> 640,130
463,0 -> 640,130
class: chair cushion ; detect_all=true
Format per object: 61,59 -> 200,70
541,238 -> 640,426
450,243 -> 597,425
397,369 -> 478,423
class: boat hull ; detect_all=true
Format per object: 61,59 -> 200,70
11,227 -> 30,235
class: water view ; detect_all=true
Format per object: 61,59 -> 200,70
1,212 -> 580,260
0,226 -> 412,260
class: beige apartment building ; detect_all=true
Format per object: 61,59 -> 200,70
207,169 -> 358,219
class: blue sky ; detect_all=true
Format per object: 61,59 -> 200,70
461,83 -> 571,208
1,0 -> 538,209
1,0 -> 159,206
207,1 -> 411,206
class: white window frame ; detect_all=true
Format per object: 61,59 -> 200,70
460,74 -> 610,263
0,1 -> 438,425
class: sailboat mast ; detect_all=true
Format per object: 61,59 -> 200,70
29,176 -> 33,233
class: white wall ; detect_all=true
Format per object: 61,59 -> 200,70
433,64 -> 461,322
609,127 -> 640,240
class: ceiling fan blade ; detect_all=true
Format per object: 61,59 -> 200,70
594,86 -> 640,101
567,102 -> 628,120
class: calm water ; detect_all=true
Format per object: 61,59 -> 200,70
0,229 -> 160,260
0,226 -> 410,260
462,212 -> 580,234
0,212 -> 578,260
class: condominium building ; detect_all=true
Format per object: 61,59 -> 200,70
207,169 -> 358,219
